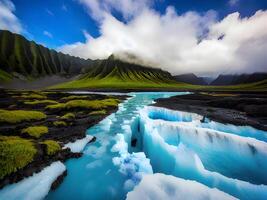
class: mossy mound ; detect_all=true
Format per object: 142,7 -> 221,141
60,113 -> 75,120
53,121 -> 67,127
20,93 -> 47,99
61,95 -> 88,101
21,126 -> 48,138
41,140 -> 61,156
0,136 -> 37,179
0,109 -> 46,124
46,98 -> 120,111
89,110 -> 107,115
24,100 -> 58,105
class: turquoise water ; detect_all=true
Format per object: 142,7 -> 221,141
46,92 -> 184,200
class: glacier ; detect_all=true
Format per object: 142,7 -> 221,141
64,135 -> 94,153
126,173 -> 237,200
139,106 -> 267,199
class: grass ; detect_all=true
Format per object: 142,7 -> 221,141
0,69 -> 12,82
21,126 -> 48,138
53,121 -> 67,127
41,140 -> 61,156
0,136 -> 37,179
46,98 -> 120,111
0,109 -> 46,124
89,110 -> 107,115
60,113 -> 75,119
24,99 -> 58,105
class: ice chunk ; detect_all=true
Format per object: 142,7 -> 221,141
112,134 -> 153,191
0,161 -> 66,200
126,173 -> 237,200
64,135 -> 94,153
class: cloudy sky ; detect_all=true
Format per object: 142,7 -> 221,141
0,0 -> 267,76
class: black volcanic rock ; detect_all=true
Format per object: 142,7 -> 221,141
174,73 -> 207,85
211,72 -> 267,86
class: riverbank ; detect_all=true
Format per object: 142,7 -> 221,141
153,92 -> 267,131
0,89 -> 127,189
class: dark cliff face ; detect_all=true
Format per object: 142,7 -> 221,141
0,30 -> 93,80
174,73 -> 207,85
211,73 -> 267,86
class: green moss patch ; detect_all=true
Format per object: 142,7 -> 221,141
53,121 -> 67,127
24,100 -> 58,105
0,136 -> 37,179
61,95 -> 88,101
21,126 -> 48,138
46,98 -> 120,111
41,140 -> 61,156
60,113 -> 75,119
20,93 -> 47,99
89,110 -> 107,115
0,109 -> 46,124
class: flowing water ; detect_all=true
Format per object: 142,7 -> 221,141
1,92 -> 267,200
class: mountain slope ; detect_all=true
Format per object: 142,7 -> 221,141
52,55 -> 188,89
174,73 -> 207,85
211,73 -> 267,86
0,30 -> 93,81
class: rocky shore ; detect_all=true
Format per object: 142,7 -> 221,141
0,89 -> 127,189
153,92 -> 267,131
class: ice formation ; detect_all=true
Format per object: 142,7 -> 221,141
126,173 -> 237,200
0,161 -> 66,200
64,135 -> 94,153
138,106 -> 267,199
112,134 -> 153,191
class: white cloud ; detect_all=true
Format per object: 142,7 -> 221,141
62,4 -> 67,11
43,30 -> 53,38
46,9 -> 54,16
229,0 -> 239,7
78,0 -> 153,21
59,1 -> 267,75
0,0 -> 23,33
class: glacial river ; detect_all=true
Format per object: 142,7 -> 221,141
1,92 -> 267,200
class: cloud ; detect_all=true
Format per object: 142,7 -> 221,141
59,2 -> 267,75
0,0 -> 23,33
46,9 -> 54,16
62,4 -> 67,12
43,30 -> 53,38
78,0 -> 153,21
229,0 -> 239,7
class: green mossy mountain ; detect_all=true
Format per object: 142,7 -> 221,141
0,30 -> 92,81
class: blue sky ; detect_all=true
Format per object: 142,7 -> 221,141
10,0 -> 267,49
1,0 -> 267,75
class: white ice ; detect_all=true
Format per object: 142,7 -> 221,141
126,173 -> 237,200
139,106 -> 267,199
0,161 -> 66,200
64,135 -> 94,153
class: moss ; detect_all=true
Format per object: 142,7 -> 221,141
61,95 -> 88,101
24,100 -> 58,105
20,93 -> 47,99
60,113 -> 75,119
0,136 -> 37,179
53,121 -> 67,127
45,98 -> 120,111
45,103 -> 65,110
21,126 -> 48,138
41,140 -> 61,156
0,109 -> 46,124
89,110 -> 107,115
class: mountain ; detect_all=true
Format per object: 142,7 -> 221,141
174,73 -> 207,85
0,30 -> 93,81
211,73 -> 267,86
53,55 -> 182,89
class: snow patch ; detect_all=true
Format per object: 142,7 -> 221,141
64,135 -> 94,153
0,161 -> 66,200
126,173 -> 237,200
